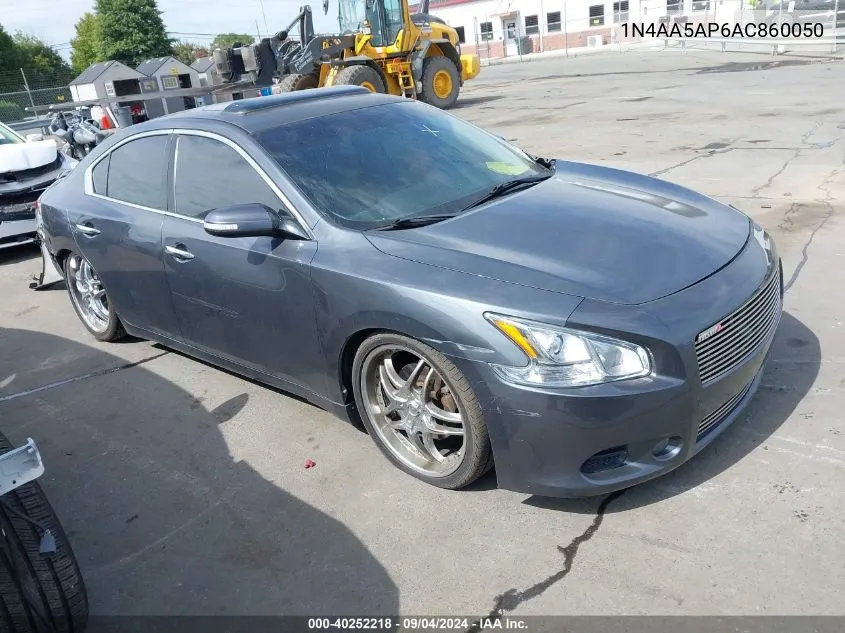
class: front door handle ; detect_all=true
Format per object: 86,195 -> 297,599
165,244 -> 195,261
75,222 -> 100,236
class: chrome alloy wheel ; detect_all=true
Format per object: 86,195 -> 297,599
66,253 -> 110,333
360,345 -> 466,477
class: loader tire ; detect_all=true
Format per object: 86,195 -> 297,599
334,65 -> 386,94
276,73 -> 319,92
0,433 -> 88,633
418,56 -> 460,110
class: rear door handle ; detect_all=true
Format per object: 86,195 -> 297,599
75,222 -> 100,236
165,244 -> 195,261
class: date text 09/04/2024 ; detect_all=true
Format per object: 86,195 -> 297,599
307,617 -> 529,630
622,21 -> 826,39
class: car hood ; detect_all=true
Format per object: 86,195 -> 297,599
365,160 -> 751,305
0,140 -> 58,175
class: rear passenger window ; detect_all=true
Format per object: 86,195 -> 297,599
92,154 -> 109,195
106,135 -> 169,209
174,134 -> 284,219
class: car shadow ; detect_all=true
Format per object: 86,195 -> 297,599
523,311 -> 819,513
0,327 -> 398,619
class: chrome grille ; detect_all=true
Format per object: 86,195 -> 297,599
697,380 -> 753,440
695,268 -> 781,384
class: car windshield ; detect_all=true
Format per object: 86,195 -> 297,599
254,101 -> 551,229
0,124 -> 24,146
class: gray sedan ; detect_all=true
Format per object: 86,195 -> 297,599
37,86 -> 782,498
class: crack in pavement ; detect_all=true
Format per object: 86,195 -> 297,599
0,351 -> 171,403
783,164 -> 840,293
465,490 -> 626,631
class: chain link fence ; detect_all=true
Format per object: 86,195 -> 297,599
462,0 -> 844,65
0,69 -> 74,124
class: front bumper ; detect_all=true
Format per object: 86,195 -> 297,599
457,235 -> 783,498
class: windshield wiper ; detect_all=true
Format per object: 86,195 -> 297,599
462,175 -> 551,212
373,213 -> 459,231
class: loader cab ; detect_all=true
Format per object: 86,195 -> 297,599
338,0 -> 414,49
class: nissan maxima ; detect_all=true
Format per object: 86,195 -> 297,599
36,86 -> 783,498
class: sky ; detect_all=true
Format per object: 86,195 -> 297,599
0,0 -> 342,61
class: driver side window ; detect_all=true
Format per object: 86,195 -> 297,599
173,134 -> 286,219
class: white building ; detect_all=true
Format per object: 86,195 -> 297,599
420,0 -> 745,58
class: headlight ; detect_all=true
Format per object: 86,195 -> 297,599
485,313 -> 652,388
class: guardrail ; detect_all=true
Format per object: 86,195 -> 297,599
661,36 -> 845,58
7,118 -> 52,135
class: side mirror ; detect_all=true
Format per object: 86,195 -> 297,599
26,133 -> 44,142
203,203 -> 308,239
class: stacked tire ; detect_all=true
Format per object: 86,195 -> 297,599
0,433 -> 88,633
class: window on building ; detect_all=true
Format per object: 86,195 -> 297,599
173,134 -> 284,219
692,0 -> 711,10
589,4 -> 605,26
455,26 -> 466,43
547,11 -> 562,32
613,0 -> 629,22
161,75 -> 179,90
480,21 -> 493,41
524,14 -> 539,35
106,135 -> 170,209
666,0 -> 683,14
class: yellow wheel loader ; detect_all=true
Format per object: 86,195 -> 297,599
212,0 -> 480,109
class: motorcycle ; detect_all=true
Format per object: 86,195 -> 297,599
48,111 -> 105,161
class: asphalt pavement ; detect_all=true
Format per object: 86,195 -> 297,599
1,49 -> 843,620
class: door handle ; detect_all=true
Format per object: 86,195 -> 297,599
165,244 -> 195,261
75,222 -> 100,236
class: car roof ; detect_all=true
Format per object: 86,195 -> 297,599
134,86 -> 410,136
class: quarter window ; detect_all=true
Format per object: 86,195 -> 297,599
105,135 -> 169,209
173,134 -> 284,219
92,154 -> 109,195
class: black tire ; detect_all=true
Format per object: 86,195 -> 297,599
276,73 -> 319,92
333,65 -> 386,93
418,56 -> 461,110
0,433 -> 88,633
63,252 -> 126,343
351,333 -> 494,490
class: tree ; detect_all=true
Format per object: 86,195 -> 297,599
171,40 -> 204,65
70,12 -> 103,75
13,32 -> 71,75
209,33 -> 255,52
95,0 -> 173,67
0,24 -> 22,75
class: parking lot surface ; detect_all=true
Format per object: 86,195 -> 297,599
1,49 -> 844,617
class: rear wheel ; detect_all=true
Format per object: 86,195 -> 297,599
63,251 -> 126,342
334,65 -> 386,94
418,56 -> 461,109
276,73 -> 319,92
0,433 -> 89,633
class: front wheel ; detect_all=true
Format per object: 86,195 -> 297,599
64,252 -> 126,342
352,333 -> 493,490
276,73 -> 319,92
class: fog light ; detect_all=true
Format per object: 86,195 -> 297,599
581,446 -> 628,474
652,436 -> 683,460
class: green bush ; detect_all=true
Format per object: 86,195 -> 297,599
0,100 -> 25,123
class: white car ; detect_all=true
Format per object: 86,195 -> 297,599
0,121 -> 76,251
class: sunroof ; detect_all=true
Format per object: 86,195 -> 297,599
222,86 -> 371,113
